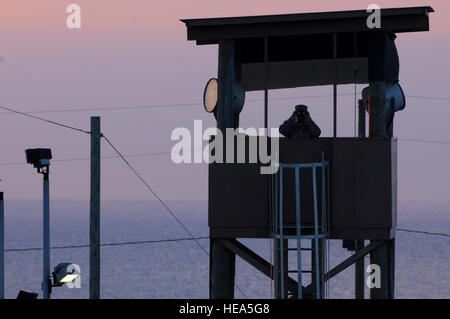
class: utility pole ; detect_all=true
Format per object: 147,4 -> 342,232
42,168 -> 50,299
90,116 -> 101,299
25,149 -> 52,298
0,192 -> 4,299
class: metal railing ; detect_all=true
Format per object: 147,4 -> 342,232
271,153 -> 330,299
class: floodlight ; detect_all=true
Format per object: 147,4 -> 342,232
25,148 -> 52,169
203,78 -> 218,113
53,263 -> 79,285
362,83 -> 405,131
203,78 -> 246,114
386,82 -> 405,112
362,83 -> 405,113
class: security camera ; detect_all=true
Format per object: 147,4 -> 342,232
25,148 -> 52,168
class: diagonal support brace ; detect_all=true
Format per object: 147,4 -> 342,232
216,238 -> 299,294
305,240 -> 384,291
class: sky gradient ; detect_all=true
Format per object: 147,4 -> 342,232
0,1 -> 449,203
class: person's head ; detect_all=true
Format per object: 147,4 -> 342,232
294,104 -> 309,122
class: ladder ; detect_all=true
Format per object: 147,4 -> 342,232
271,154 -> 329,299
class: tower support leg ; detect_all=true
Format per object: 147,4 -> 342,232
210,238 -> 236,299
355,240 -> 365,299
273,239 -> 288,299
209,37 -> 239,300
368,80 -> 395,299
311,239 -> 326,299
370,239 -> 395,299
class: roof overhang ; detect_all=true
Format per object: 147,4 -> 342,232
181,7 -> 434,45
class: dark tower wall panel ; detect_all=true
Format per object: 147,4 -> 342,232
241,58 -> 369,90
330,139 -> 396,239
209,138 -> 397,240
209,163 -> 269,229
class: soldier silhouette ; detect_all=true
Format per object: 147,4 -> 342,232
279,104 -> 321,139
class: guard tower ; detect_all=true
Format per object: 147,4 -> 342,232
182,6 -> 433,299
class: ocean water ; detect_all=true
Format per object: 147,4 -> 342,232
2,200 -> 449,299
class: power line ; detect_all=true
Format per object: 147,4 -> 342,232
0,105 -> 90,134
396,228 -> 450,238
4,236 -> 210,252
101,133 -> 248,298
407,95 -> 450,101
4,228 -> 449,252
0,137 -> 449,168
0,93 -> 448,116
0,149 -> 205,167
398,138 -> 450,145
0,151 -> 173,167
0,102 -> 202,115
0,94 -> 354,115
101,134 -> 207,254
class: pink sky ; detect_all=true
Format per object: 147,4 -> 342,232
0,1 -> 448,37
0,1 -> 449,203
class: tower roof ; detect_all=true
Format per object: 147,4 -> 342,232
182,7 -> 434,45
